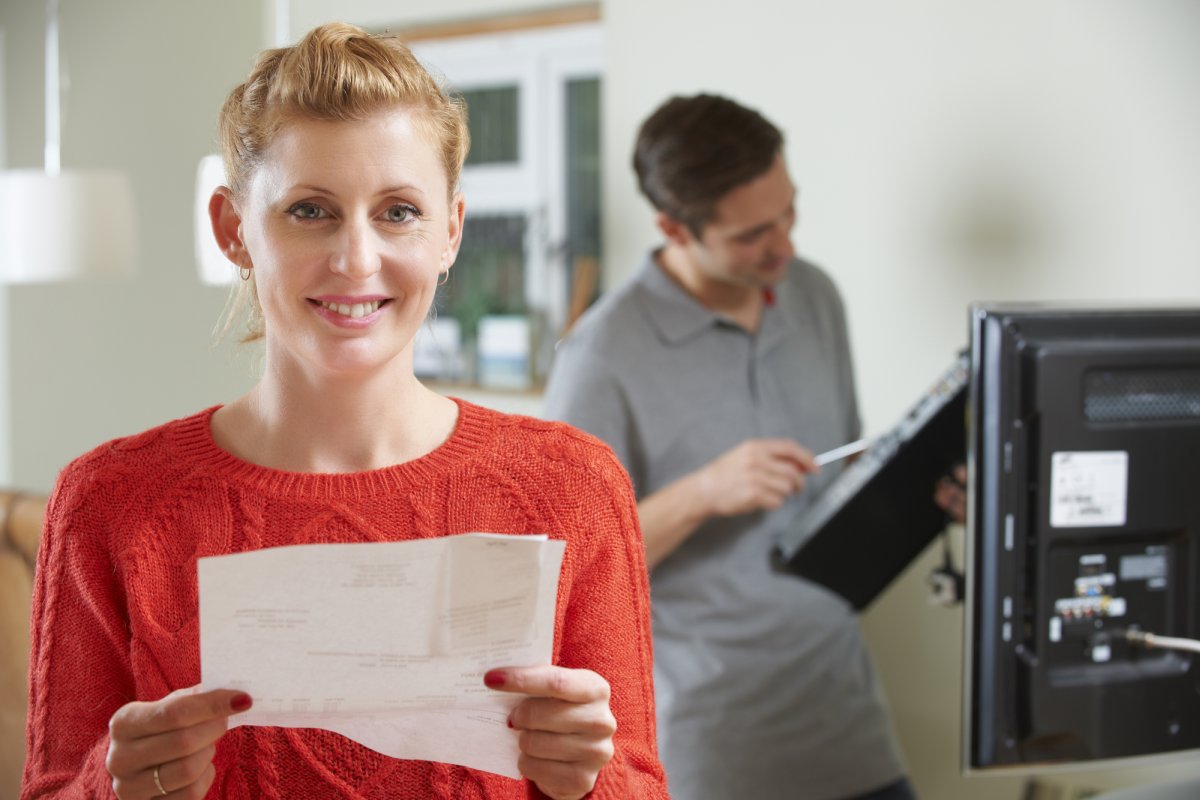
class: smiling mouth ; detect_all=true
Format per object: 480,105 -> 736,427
315,299 -> 387,319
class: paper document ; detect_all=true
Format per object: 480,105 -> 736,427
198,533 -> 566,778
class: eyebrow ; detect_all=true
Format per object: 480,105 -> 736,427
733,220 -> 778,241
292,183 -> 426,198
731,200 -> 796,241
720,191 -> 796,239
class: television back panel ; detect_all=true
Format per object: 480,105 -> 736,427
967,304 -> 1200,770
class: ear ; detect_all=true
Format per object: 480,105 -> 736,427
655,211 -> 694,248
441,192 -> 467,272
209,186 -> 249,268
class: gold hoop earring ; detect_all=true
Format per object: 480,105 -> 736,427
437,271 -> 449,287
239,265 -> 252,282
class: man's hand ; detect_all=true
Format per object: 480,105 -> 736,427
485,666 -> 616,800
106,687 -> 252,799
934,463 -> 968,524
638,437 -> 819,568
696,438 -> 818,517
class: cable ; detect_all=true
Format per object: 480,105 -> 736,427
1121,629 -> 1200,655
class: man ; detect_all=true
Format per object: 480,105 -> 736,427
543,94 -> 916,799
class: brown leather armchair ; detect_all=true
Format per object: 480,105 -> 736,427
1,490 -> 46,798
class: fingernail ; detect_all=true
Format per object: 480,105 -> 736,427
483,669 -> 506,689
231,692 -> 253,712
507,715 -> 515,729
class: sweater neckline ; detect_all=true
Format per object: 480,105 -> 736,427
171,396 -> 490,500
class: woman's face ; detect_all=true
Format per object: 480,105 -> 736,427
233,108 -> 463,380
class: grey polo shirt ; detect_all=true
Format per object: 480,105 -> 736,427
543,252 -> 907,800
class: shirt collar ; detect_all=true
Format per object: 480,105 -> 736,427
634,250 -> 796,348
634,250 -> 744,344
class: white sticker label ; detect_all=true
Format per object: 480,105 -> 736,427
1050,451 -> 1128,528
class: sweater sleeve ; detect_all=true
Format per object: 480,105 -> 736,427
548,443 -> 668,799
22,457 -> 135,799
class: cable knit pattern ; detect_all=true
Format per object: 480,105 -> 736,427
22,399 -> 667,799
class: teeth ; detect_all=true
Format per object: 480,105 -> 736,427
321,300 -> 381,318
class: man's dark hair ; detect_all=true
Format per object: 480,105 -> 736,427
633,93 -> 784,237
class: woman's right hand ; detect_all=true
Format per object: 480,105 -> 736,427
105,687 -> 252,799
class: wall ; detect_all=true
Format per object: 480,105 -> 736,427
602,0 -> 1200,429
0,0 -> 263,493
600,1 -> 1200,798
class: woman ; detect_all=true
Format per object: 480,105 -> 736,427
22,23 -> 666,800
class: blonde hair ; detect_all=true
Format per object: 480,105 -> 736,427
216,22 -> 469,343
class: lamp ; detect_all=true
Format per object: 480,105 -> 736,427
194,0 -> 290,287
0,0 -> 136,283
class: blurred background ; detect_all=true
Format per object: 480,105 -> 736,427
2,0 -> 1199,797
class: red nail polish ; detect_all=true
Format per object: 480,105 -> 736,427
483,669 -> 506,689
230,692 -> 253,712
507,716 -> 515,729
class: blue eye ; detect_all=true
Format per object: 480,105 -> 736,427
288,202 -> 326,220
383,204 -> 419,223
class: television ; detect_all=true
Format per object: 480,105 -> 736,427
965,303 -> 1200,771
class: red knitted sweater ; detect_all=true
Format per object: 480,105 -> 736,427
22,399 -> 668,799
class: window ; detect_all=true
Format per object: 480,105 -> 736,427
409,21 -> 603,390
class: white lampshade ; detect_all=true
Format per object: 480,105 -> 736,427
195,153 -> 234,286
0,169 -> 137,283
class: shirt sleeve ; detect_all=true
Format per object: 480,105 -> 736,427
543,333 -> 647,497
22,458 -> 134,798
801,259 -> 861,443
829,281 -> 862,442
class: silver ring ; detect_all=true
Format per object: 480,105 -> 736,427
152,764 -> 169,796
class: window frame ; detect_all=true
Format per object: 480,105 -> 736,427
411,22 -> 604,346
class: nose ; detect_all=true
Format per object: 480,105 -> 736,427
769,219 -> 795,262
330,219 -> 382,280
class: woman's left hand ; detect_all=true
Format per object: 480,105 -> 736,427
484,665 -> 617,800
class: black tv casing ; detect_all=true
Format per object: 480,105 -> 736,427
966,304 -> 1200,771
